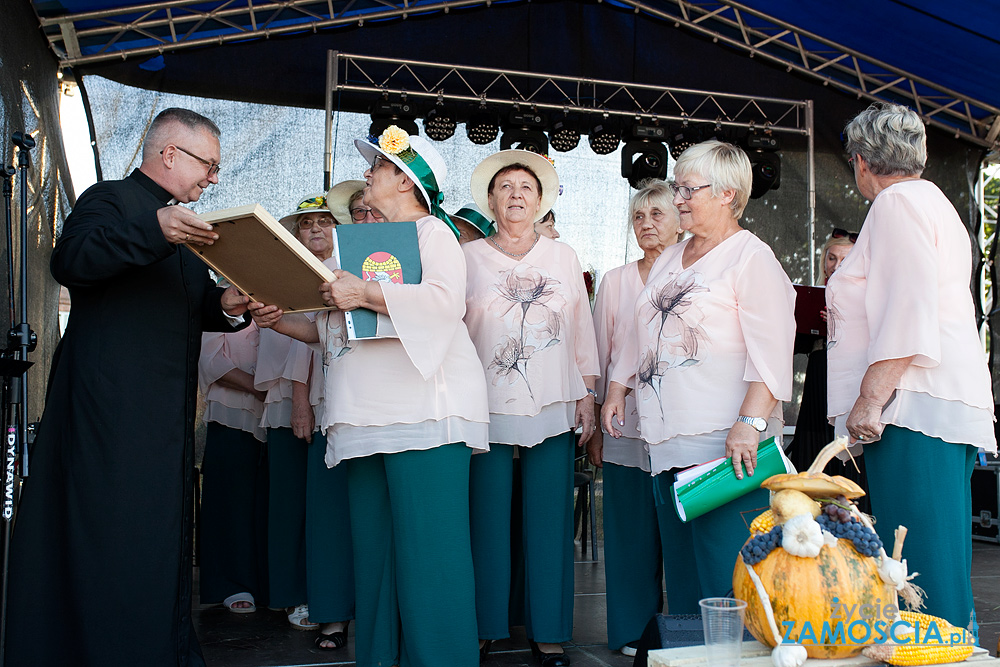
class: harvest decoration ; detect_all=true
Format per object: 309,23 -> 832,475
732,437 -> 946,666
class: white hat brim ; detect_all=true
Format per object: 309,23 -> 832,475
470,150 -> 559,223
353,139 -> 433,216
326,179 -> 366,225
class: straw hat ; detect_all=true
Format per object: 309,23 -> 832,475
470,150 -> 559,223
326,179 -> 365,225
451,203 -> 496,238
354,126 -> 459,238
278,194 -> 334,232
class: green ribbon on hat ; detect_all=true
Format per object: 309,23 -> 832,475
398,148 -> 461,240
454,206 -> 496,238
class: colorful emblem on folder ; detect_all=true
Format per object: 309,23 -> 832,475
361,252 -> 404,284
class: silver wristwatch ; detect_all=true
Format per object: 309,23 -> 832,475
736,415 -> 767,432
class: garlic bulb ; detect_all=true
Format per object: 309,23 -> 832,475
781,514 -> 824,558
771,644 -> 808,667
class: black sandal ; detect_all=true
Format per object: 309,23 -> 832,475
314,621 -> 350,651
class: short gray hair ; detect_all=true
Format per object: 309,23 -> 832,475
142,108 -> 221,161
844,103 -> 926,177
628,179 -> 680,230
673,140 -> 752,220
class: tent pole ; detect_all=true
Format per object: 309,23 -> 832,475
806,99 -> 816,285
324,50 -> 336,191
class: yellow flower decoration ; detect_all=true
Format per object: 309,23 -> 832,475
378,125 -> 411,155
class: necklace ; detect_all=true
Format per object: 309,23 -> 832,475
489,232 -> 539,259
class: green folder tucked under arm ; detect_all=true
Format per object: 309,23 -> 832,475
672,436 -> 794,523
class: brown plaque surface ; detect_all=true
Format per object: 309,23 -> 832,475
188,204 -> 335,313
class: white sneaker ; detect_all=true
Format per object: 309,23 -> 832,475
620,642 -> 638,657
287,604 -> 319,630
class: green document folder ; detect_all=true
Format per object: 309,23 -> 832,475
333,222 -> 422,340
671,436 -> 794,523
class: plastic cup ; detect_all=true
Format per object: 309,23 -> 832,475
700,597 -> 747,666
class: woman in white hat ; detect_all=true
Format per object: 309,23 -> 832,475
462,150 -> 599,667
255,192 -> 355,646
250,127 -> 489,667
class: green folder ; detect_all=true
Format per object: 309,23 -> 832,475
672,436 -> 794,523
333,222 -> 422,340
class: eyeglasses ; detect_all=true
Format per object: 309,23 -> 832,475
847,155 -> 856,168
832,227 -> 859,243
297,216 -> 336,230
161,145 -> 221,176
350,207 -> 373,221
668,182 -> 712,200
371,155 -> 392,172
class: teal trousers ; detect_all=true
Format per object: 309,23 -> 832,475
267,427 -> 353,621
653,473 -> 768,614
603,462 -> 662,649
863,425 -> 976,630
469,432 -> 575,643
199,422 -> 269,605
346,444 -> 479,667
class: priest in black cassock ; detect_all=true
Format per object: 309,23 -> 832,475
6,108 -> 251,666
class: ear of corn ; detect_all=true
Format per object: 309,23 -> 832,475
749,509 -> 775,534
861,611 -> 974,665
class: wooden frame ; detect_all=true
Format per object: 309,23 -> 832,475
188,204 -> 335,313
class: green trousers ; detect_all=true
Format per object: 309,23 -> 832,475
653,473 -> 768,614
603,462 -> 662,649
199,422 -> 269,605
864,425 -> 976,630
267,427 -> 354,622
469,432 -> 575,643
346,444 -> 479,667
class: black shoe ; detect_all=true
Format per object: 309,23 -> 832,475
529,641 -> 570,667
479,639 -> 493,661
314,621 -> 350,651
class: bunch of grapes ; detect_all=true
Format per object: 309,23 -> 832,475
740,525 -> 783,565
821,495 -> 852,523
816,514 -> 883,557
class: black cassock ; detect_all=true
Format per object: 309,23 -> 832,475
7,170 -> 246,666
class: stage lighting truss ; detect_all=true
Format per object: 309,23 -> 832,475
424,103 -> 457,141
369,98 -> 419,138
549,115 -> 581,153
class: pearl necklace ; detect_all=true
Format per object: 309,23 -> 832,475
489,232 -> 539,259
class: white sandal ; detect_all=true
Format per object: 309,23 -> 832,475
287,604 -> 318,630
223,592 -> 256,614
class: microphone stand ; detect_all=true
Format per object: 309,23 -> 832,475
0,133 -> 37,667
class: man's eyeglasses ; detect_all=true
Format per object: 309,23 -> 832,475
832,227 -> 859,243
847,155 -> 856,169
297,216 -> 336,230
161,145 -> 221,177
668,182 -> 712,200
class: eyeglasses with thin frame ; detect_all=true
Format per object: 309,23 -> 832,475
297,216 -> 336,230
668,182 -> 712,200
370,155 -> 390,172
161,145 -> 221,177
831,227 -> 859,243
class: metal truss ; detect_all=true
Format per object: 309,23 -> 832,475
37,0 -> 999,150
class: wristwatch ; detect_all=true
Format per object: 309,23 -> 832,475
736,415 -> 767,432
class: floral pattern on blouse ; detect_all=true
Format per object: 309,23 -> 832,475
322,314 -> 354,369
487,264 -> 566,400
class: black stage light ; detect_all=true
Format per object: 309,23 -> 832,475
501,109 -> 549,154
588,118 -> 620,155
746,132 -> 781,199
424,105 -> 457,141
549,115 -> 580,152
621,140 -> 669,189
668,124 -> 704,159
369,99 -> 419,138
466,109 -> 500,145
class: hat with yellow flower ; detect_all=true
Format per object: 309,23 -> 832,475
451,203 -> 495,238
354,126 -> 460,239
278,193 -> 334,232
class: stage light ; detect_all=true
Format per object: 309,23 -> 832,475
746,131 -> 781,199
549,115 -> 580,152
501,108 -> 549,155
667,124 -> 704,159
588,118 -> 620,155
621,123 -> 668,189
466,109 -> 500,145
423,104 -> 457,141
369,99 -> 419,138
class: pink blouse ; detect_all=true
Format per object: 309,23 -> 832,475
593,262 -> 650,471
255,327 -> 311,430
826,179 -> 996,453
463,235 -> 600,447
315,215 -> 490,466
199,325 -> 266,442
611,230 -> 795,473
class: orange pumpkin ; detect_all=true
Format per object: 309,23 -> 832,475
732,537 -> 893,659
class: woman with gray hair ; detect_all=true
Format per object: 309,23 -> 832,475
590,180 -> 682,656
829,103 -> 996,628
602,140 -> 795,613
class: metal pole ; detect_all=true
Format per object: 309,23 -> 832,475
806,100 -> 816,286
323,50 -> 335,192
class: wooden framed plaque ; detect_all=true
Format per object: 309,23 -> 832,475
188,204 -> 335,313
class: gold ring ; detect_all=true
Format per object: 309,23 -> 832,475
184,233 -> 190,241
